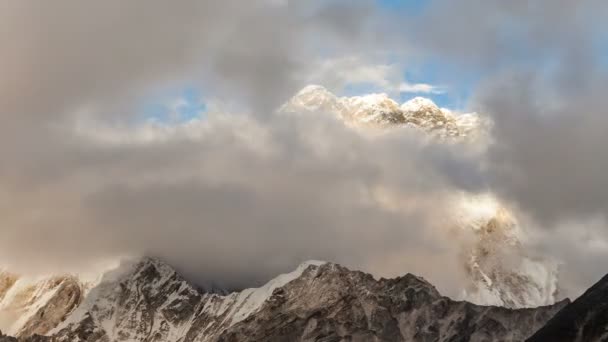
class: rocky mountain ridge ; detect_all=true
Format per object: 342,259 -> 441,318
527,272 -> 608,342
0,257 -> 568,342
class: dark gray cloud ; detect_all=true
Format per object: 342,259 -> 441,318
416,0 -> 608,224
409,0 -> 608,69
478,71 -> 608,223
409,0 -> 608,295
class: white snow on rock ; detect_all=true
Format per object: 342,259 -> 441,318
400,96 -> 438,113
0,271 -> 94,337
223,260 -> 326,324
450,193 -> 559,308
51,258 -> 327,341
282,85 -> 484,138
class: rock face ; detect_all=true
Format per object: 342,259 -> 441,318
0,257 -> 568,342
0,271 -> 89,338
527,273 -> 608,342
217,263 -> 566,342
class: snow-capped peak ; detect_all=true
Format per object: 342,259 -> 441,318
341,93 -> 400,112
400,96 -> 439,112
282,85 -> 483,138
339,93 -> 401,124
282,84 -> 339,113
296,84 -> 332,96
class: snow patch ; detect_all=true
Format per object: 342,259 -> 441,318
227,260 -> 326,324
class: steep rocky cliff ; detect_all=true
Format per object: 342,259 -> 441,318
527,273 -> 608,342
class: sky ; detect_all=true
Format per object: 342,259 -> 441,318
1,0 -> 608,301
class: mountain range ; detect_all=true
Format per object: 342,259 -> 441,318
0,257 -> 574,342
1,256 -> 606,341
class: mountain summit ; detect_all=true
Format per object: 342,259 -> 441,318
281,85 -> 482,138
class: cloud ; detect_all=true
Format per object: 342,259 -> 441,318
0,0 -> 476,295
411,0 -> 608,227
1,0 -> 608,302
398,82 -> 445,94
0,105 -> 480,295
304,56 -> 445,97
304,56 -> 402,94
408,0 -> 608,295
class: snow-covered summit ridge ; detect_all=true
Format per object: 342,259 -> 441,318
400,96 -> 439,112
282,84 -> 484,138
49,257 -> 328,341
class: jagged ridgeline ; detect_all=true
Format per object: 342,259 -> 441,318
281,85 -> 482,138
0,257 -> 568,342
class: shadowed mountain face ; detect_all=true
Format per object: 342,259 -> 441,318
0,258 -> 568,342
527,274 -> 608,342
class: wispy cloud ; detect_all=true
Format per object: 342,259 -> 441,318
305,56 -> 446,97
398,82 -> 446,94
305,56 -> 402,93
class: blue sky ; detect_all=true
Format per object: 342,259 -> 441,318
377,0 -> 428,14
400,58 -> 479,109
141,86 -> 207,123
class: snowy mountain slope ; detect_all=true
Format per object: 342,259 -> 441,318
50,258 -> 329,342
51,257 -> 204,341
6,257 -> 567,342
0,270 -> 90,337
450,195 -> 559,309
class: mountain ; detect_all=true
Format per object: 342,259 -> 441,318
0,257 -> 567,342
450,195 -> 559,309
281,85 -> 482,139
527,273 -> 608,342
0,270 -> 92,337
284,86 -> 557,310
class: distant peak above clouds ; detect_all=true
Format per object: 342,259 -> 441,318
400,96 -> 439,112
284,86 -> 556,309
282,85 -> 483,139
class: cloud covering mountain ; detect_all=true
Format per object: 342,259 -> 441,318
1,0 -> 607,307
